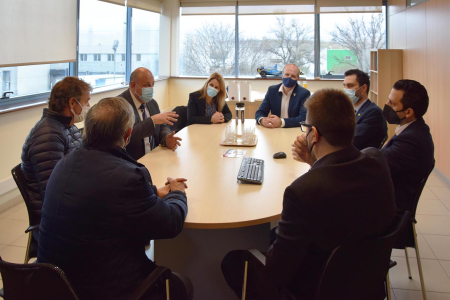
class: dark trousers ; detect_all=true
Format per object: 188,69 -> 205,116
221,250 -> 295,300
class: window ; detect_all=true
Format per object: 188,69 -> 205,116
80,54 -> 87,61
320,8 -> 386,75
122,54 -> 126,61
131,8 -> 160,76
0,63 -> 69,99
179,7 -> 236,76
78,0 -> 126,88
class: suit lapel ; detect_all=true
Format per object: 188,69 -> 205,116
356,100 -> 371,121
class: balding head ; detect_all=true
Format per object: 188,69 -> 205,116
129,67 -> 155,100
283,64 -> 301,78
83,97 -> 134,151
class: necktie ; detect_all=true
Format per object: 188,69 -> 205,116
139,104 -> 155,150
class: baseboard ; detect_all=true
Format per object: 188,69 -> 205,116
433,167 -> 450,186
0,176 -> 16,195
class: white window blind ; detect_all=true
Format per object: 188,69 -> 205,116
317,0 -> 382,13
0,0 -> 77,68
100,0 -> 163,13
239,1 -> 315,15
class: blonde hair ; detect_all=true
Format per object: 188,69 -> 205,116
197,72 -> 227,112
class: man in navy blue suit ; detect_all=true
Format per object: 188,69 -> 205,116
343,69 -> 387,150
255,64 -> 310,128
381,80 -> 435,213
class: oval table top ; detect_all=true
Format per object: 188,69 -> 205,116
138,120 -> 310,229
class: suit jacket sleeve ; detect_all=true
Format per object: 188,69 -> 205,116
353,108 -> 386,150
187,93 -> 212,125
222,102 -> 232,122
123,168 -> 188,240
381,133 -> 422,175
265,185 -> 312,286
149,99 -> 171,144
128,116 -> 155,151
283,89 -> 310,128
255,89 -> 272,123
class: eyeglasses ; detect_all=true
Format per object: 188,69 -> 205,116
300,121 -> 314,133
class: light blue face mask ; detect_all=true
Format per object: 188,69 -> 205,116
207,86 -> 219,98
344,86 -> 362,104
136,84 -> 154,103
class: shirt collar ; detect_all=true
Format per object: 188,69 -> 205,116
279,84 -> 294,97
395,120 -> 416,136
130,88 -> 144,110
354,98 -> 369,113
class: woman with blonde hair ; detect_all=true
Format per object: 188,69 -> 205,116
187,72 -> 232,125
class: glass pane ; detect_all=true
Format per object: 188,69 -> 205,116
320,8 -> 386,75
132,8 -> 160,76
179,14 -> 236,76
0,63 -> 69,98
78,0 -> 127,88
239,13 -> 315,78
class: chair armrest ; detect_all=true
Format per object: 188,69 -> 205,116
25,224 -> 40,233
127,267 -> 171,300
244,249 -> 266,266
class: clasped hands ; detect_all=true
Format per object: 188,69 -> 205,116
211,112 -> 225,124
260,115 -> 282,128
292,134 -> 315,167
157,177 -> 188,197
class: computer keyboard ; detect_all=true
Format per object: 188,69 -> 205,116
237,157 -> 264,184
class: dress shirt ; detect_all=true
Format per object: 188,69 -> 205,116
395,120 -> 416,136
278,84 -> 294,128
354,98 -> 369,114
130,91 -> 152,154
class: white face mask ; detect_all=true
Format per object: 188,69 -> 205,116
71,99 -> 89,123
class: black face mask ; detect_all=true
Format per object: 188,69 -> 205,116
382,104 -> 407,125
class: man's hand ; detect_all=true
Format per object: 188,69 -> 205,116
165,131 -> 182,151
166,177 -> 188,194
267,115 -> 282,128
151,112 -> 179,125
292,134 -> 315,167
211,112 -> 225,124
157,184 -> 171,198
260,117 -> 274,128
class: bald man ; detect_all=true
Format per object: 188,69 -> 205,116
118,67 -> 181,160
255,64 -> 311,128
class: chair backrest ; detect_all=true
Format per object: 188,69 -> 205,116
378,135 -> 388,149
11,164 -> 41,227
169,106 -> 188,133
0,256 -> 79,300
316,211 -> 411,300
411,163 -> 435,217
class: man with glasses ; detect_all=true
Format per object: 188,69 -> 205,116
255,64 -> 310,128
222,88 -> 396,300
118,67 -> 182,160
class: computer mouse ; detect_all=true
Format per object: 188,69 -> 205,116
273,152 -> 287,159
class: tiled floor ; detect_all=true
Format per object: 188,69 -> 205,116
0,171 -> 450,299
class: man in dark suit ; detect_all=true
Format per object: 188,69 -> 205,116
381,79 -> 435,213
343,69 -> 387,150
118,67 -> 181,160
222,88 -> 397,300
255,64 -> 310,128
38,97 -> 192,300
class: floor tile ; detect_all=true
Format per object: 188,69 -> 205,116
0,203 -> 25,219
441,200 -> 450,212
423,235 -> 450,261
0,244 -> 7,252
0,219 -> 28,245
440,260 -> 450,279
416,200 -> 450,216
416,215 -> 450,236
4,206 -> 28,221
385,289 -> 397,300
391,234 -> 437,259
429,187 -> 450,201
394,289 -> 450,300
0,279 -> 2,289
421,186 -> 439,200
389,258 -> 450,293
0,246 -> 26,264
10,234 -> 29,248
427,173 -> 449,187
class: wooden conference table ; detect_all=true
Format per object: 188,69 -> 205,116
138,120 -> 310,300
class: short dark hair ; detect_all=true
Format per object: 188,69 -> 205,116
48,77 -> 92,113
393,79 -> 429,118
304,88 -> 356,147
344,69 -> 370,92
83,97 -> 134,151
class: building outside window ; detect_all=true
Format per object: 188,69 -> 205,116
80,54 -> 87,61
107,54 -> 115,61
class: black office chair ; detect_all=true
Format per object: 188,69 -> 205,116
390,164 -> 435,300
378,135 -> 388,149
11,164 -> 41,264
0,256 -> 172,300
169,106 -> 188,133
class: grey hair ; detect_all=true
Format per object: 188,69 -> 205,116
83,97 -> 134,151
282,64 -> 301,77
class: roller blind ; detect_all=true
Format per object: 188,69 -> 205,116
100,0 -> 162,13
239,1 -> 315,15
317,0 -> 382,13
0,0 -> 77,68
